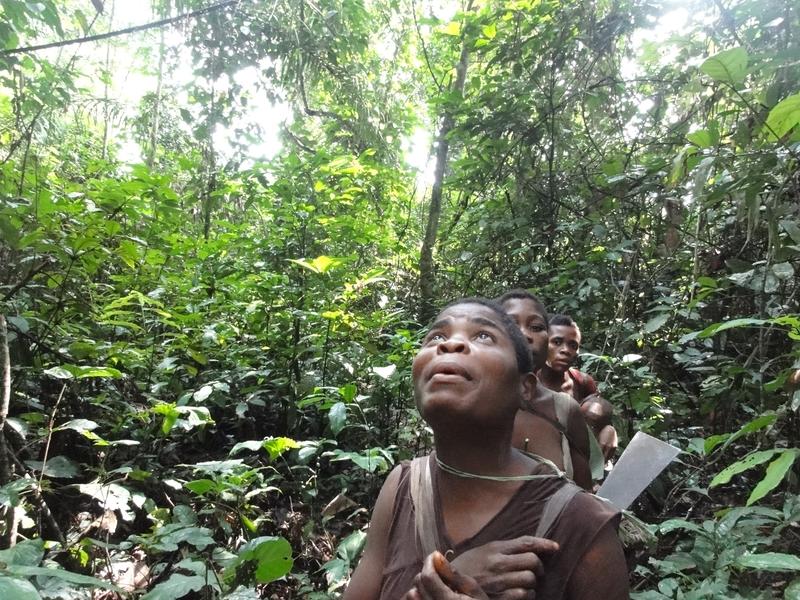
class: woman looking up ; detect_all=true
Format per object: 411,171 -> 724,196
345,299 -> 628,599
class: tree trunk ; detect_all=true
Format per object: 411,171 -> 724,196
418,13 -> 472,323
146,27 -> 165,169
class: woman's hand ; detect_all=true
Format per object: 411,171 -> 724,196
404,551 -> 490,600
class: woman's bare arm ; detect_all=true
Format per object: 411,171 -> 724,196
343,465 -> 403,600
566,521 -> 629,600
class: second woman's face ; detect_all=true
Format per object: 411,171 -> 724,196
412,303 -> 522,427
501,298 -> 549,370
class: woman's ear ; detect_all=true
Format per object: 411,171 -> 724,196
520,372 -> 537,401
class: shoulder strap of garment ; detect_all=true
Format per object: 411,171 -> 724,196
552,392 -> 574,479
587,425 -> 606,481
409,455 -> 439,557
534,482 -> 582,538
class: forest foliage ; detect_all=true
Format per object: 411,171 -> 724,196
0,0 -> 799,597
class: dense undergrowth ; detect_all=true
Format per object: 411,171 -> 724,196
1,0 -> 799,597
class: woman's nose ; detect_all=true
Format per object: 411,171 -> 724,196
438,337 -> 467,353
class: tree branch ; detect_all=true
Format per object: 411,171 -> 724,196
0,0 -> 240,57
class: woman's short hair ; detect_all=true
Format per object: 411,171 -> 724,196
549,313 -> 577,328
495,289 -> 549,329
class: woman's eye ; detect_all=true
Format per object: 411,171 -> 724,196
476,331 -> 494,341
427,333 -> 445,343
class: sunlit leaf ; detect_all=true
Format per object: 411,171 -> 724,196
765,93 -> 800,140
700,47 -> 748,84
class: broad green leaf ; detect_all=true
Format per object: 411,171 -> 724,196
686,130 -> 714,148
336,530 -> 366,562
710,450 -> 779,487
147,524 -> 215,552
193,385 -> 213,402
644,313 -> 669,333
185,479 -> 217,495
329,402 -> 347,436
736,552 -> 800,572
747,449 -> 800,505
5,565 -> 120,590
786,578 -> 800,600
704,413 -> 778,454
236,536 -> 293,584
78,482 -> 135,521
700,47 -> 748,84
0,577 -> 41,600
442,21 -> 461,36
262,437 -> 300,461
0,539 -> 45,567
765,93 -> 800,140
141,573 -> 207,600
697,318 -> 768,339
328,448 -> 393,473
55,419 -> 98,433
6,316 -> 29,333
43,366 -> 73,379
287,255 -> 340,274
482,23 -> 496,39
229,440 -> 264,455
658,518 -> 703,534
26,456 -> 80,479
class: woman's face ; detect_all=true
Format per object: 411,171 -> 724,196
501,297 -> 549,370
547,324 -> 581,373
412,303 -> 523,428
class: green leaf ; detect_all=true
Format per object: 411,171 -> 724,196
441,21 -> 461,36
193,385 -> 213,402
644,313 -> 669,334
141,573 -> 207,600
26,456 -> 80,479
747,449 -> 800,506
229,440 -> 264,455
686,130 -> 714,148
482,23 -> 496,39
710,449 -> 779,487
736,552 -> 800,572
697,317 -> 768,339
235,536 -> 293,584
328,448 -> 392,473
185,479 -> 217,495
0,539 -> 45,567
262,437 -> 299,461
287,255 -> 340,274
786,578 -> 800,600
0,578 -> 41,600
4,565 -> 120,590
55,419 -> 98,433
765,93 -> 800,140
329,402 -> 347,436
43,366 -> 73,379
700,47 -> 748,84
704,413 -> 778,454
336,530 -> 366,562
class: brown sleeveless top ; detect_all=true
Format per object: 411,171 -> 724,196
379,455 -> 620,599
